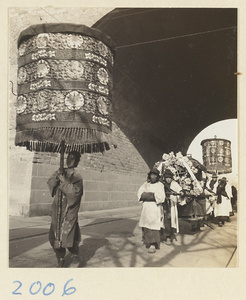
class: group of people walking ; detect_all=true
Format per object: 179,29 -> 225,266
46,150 -> 236,265
137,167 -> 235,254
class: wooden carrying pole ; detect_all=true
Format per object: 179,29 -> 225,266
54,140 -> 65,249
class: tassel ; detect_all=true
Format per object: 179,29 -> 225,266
15,127 -> 116,154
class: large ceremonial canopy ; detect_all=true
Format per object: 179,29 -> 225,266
15,23 -> 116,153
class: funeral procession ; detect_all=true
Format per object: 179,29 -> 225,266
9,8 -> 237,269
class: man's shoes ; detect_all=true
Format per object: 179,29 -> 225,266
148,245 -> 156,254
165,239 -> 172,246
56,258 -> 65,268
170,234 -> 177,242
218,222 -> 223,227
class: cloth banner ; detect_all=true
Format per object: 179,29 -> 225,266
201,138 -> 232,174
15,23 -> 116,153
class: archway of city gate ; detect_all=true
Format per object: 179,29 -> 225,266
93,8 -> 237,167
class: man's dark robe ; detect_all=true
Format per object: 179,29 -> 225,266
48,169 -> 83,248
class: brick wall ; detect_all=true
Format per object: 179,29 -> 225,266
28,121 -> 149,216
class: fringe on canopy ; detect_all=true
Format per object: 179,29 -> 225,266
15,127 -> 117,154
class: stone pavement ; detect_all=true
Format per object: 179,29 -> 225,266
9,206 -> 237,268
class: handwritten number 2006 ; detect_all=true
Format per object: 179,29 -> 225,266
12,279 -> 76,296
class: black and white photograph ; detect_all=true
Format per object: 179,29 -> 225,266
3,2 -> 246,299
8,6 -> 238,268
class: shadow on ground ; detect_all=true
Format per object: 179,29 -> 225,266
9,215 -> 237,268
64,237 -> 109,267
9,229 -> 49,259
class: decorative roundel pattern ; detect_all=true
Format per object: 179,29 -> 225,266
17,67 -> 27,84
67,34 -> 84,49
211,148 -> 216,154
36,33 -> 50,48
97,96 -> 108,115
219,140 -> 224,145
16,95 -> 27,114
98,42 -> 108,57
65,91 -> 84,110
218,157 -> 223,163
97,67 -> 109,85
66,60 -> 84,79
36,60 -> 50,78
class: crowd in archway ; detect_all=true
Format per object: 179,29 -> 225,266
137,152 -> 237,254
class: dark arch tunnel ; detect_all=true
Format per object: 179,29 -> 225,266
93,8 -> 237,167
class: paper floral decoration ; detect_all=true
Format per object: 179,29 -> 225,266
155,151 -> 203,196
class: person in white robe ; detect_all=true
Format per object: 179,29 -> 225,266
201,178 -> 216,216
137,167 -> 165,253
207,173 -> 232,226
213,177 -> 233,226
162,169 -> 183,244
